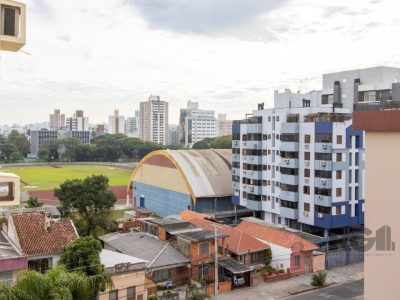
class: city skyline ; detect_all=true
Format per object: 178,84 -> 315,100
1,0 -> 400,124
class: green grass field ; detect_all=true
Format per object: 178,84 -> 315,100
1,165 -> 132,190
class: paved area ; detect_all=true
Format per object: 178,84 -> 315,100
218,263 -> 363,300
284,279 -> 364,300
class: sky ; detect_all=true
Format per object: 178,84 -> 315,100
1,0 -> 400,125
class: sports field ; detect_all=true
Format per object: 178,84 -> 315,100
1,165 -> 132,190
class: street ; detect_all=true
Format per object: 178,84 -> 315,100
284,279 -> 364,300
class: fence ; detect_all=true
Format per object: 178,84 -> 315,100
325,245 -> 364,269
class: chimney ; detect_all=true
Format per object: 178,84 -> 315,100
44,213 -> 52,232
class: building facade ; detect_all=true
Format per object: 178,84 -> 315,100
29,129 -> 90,155
217,113 -> 233,137
66,110 -> 89,131
108,109 -> 125,134
125,110 -> 140,138
139,96 -> 168,145
167,124 -> 180,146
49,109 -> 65,130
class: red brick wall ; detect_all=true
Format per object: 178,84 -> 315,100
353,110 -> 400,131
289,250 -> 313,276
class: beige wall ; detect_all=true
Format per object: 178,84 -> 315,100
0,0 -> 26,52
364,132 -> 400,300
99,270 -> 147,300
133,164 -> 190,195
0,174 -> 20,207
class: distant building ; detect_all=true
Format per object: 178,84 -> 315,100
29,129 -> 91,155
66,110 -> 89,131
126,110 -> 140,138
139,96 -> 168,145
49,109 -> 65,130
179,101 -> 218,147
217,113 -> 233,137
108,110 -> 125,134
168,124 -> 180,146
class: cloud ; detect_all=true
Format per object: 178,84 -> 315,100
128,0 -> 287,35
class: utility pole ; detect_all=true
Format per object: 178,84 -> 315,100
212,224 -> 219,300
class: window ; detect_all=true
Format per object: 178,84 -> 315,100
294,255 -> 300,267
355,152 -> 359,166
0,182 -> 14,201
154,269 -> 171,282
303,186 -> 310,195
304,134 -> 311,143
304,169 -> 310,177
349,187 -> 352,200
127,287 -> 135,300
109,290 -> 118,300
336,188 -> 342,197
336,206 -> 342,215
0,272 -> 12,284
137,295 -> 143,300
336,153 -> 342,162
336,135 -> 342,144
28,258 -> 50,273
355,169 -> 359,183
304,203 -> 310,212
336,171 -> 342,179
304,152 -> 310,161
199,242 -> 210,255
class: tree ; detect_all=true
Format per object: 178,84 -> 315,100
0,267 -> 109,300
38,139 -> 60,161
58,237 -> 111,293
0,143 -> 18,162
13,135 -> 30,157
54,175 -> 117,236
25,197 -> 43,208
192,135 -> 232,149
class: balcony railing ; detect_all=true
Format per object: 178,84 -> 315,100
353,100 -> 400,111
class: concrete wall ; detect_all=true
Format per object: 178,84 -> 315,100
364,132 -> 400,300
98,270 -> 147,300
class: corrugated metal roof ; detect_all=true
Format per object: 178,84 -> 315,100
167,149 -> 232,198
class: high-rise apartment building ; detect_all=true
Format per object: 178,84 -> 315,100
49,109 -> 65,130
66,110 -> 89,131
108,110 -> 125,134
217,113 -> 233,137
179,101 -> 218,147
168,124 -> 180,146
126,110 -> 140,138
139,96 -> 168,145
231,66 -> 400,244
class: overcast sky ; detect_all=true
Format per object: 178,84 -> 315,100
1,0 -> 400,125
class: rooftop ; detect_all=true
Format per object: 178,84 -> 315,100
236,219 -> 318,251
142,218 -> 197,232
9,212 -> 78,256
177,229 -> 227,242
0,232 -> 21,260
2,206 -> 61,219
99,232 -> 189,270
100,249 -> 147,268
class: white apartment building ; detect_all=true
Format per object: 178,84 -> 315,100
66,110 -> 89,131
179,101 -> 218,147
217,113 -> 233,137
126,110 -> 140,138
108,110 -> 125,134
139,96 -> 168,145
168,124 -> 180,146
49,109 -> 65,130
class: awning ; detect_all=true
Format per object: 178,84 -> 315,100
219,259 -> 252,274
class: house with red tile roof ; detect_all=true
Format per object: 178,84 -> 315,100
3,211 -> 78,273
236,219 -> 319,275
180,211 -> 269,266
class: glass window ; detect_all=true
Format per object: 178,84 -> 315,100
109,290 -> 118,300
336,153 -> 342,162
304,169 -> 310,177
336,135 -> 342,144
127,287 -> 135,300
199,242 -> 210,255
303,186 -> 310,194
336,171 -> 342,179
294,255 -> 300,267
304,152 -> 310,160
336,206 -> 342,215
304,134 -> 311,143
304,203 -> 310,212
0,272 -> 12,284
336,188 -> 342,197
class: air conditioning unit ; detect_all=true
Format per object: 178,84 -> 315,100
321,161 -> 327,167
233,154 -> 237,159
318,195 -> 323,200
303,211 -> 309,217
250,187 -> 254,193
305,161 -> 310,166
318,213 -> 324,218
0,0 -> 26,52
234,141 -> 238,146
253,144 -> 258,149
305,144 -> 310,149
232,169 -> 236,174
243,142 -> 247,146
250,156 -> 254,160
322,144 -> 328,150
321,179 -> 327,186
305,178 -> 310,184
285,159 -> 290,164
243,171 -> 247,175
250,170 -> 254,175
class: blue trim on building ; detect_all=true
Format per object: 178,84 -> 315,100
315,122 -> 333,134
232,195 -> 240,205
133,182 -> 192,217
232,121 -> 241,134
314,200 -> 365,229
346,124 -> 364,149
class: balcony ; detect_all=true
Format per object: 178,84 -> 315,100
242,140 -> 262,150
314,212 -> 360,229
280,207 -> 299,220
280,190 -> 299,202
246,200 -> 262,211
314,160 -> 333,170
281,122 -> 299,133
314,143 -> 332,152
280,174 -> 299,185
243,155 -> 262,164
280,142 -> 299,152
242,170 -> 262,180
244,184 -> 262,195
314,194 -> 332,207
353,100 -> 400,111
314,178 -> 332,188
279,158 -> 299,168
